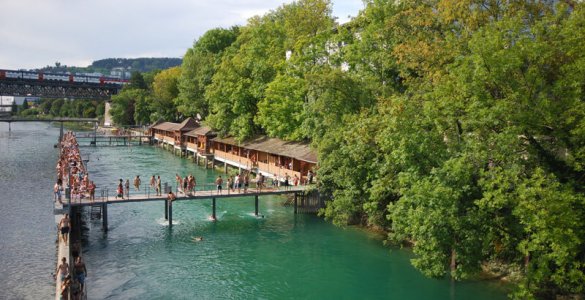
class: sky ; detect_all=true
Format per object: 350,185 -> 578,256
0,0 -> 364,70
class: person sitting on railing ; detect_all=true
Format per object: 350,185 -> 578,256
167,190 -> 176,201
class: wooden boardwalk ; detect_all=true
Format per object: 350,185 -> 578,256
60,184 -> 314,231
68,185 -> 308,207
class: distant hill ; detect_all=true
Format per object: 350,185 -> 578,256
37,57 -> 182,75
90,58 -> 182,73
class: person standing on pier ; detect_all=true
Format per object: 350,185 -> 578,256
216,176 -> 223,195
243,173 -> 250,193
58,214 -> 71,244
284,173 -> 290,190
150,175 -> 156,190
188,174 -> 195,195
116,179 -> 124,199
88,181 -> 96,202
175,174 -> 183,193
54,180 -> 63,203
156,176 -> 162,196
125,179 -> 130,197
134,175 -> 141,191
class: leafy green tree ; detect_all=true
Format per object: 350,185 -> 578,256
255,74 -> 306,140
50,99 -> 64,116
109,90 -> 137,125
151,66 -> 180,121
21,100 -> 29,111
133,91 -> 154,125
176,27 -> 239,119
128,71 -> 147,90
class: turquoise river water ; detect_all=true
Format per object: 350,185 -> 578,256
0,122 -> 509,299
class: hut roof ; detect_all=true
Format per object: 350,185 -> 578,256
212,136 -> 317,163
151,118 -> 198,132
177,118 -> 198,132
185,126 -> 215,137
152,122 -> 179,131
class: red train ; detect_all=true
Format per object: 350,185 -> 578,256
0,69 -> 129,85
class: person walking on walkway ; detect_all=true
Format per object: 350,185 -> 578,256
55,257 -> 69,282
58,214 -> 71,244
74,256 -> 87,294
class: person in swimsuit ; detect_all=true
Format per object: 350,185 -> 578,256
58,214 -> 71,243
216,176 -> 223,195
134,175 -> 141,191
74,256 -> 87,292
56,257 -> 69,281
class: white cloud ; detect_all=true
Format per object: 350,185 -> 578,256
0,0 -> 363,70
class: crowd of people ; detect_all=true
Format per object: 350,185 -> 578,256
54,131 -> 96,203
53,133 -> 91,299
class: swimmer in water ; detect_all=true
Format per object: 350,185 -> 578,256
192,236 -> 203,242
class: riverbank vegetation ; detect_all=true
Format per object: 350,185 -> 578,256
109,0 -> 585,297
17,98 -> 105,120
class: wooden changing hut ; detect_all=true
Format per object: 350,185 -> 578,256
212,136 -> 317,182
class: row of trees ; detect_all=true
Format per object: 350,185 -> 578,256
109,0 -> 585,297
18,98 -> 104,119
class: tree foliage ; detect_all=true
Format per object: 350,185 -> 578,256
97,1 -> 585,296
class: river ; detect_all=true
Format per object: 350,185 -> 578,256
0,122 -> 509,299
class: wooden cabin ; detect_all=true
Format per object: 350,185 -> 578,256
211,136 -> 317,182
184,126 -> 216,156
150,118 -> 198,150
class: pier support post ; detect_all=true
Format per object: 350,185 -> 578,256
255,195 -> 259,216
164,199 -> 168,220
168,200 -> 173,228
212,198 -> 216,220
102,203 -> 108,232
294,193 -> 298,214
8,121 -> 11,132
224,162 -> 228,174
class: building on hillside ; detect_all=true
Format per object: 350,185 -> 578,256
211,136 -> 317,182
